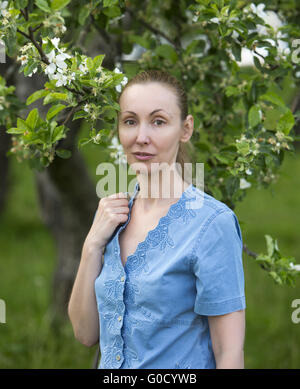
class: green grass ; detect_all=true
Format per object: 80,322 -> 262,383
235,151 -> 300,369
0,141 -> 299,368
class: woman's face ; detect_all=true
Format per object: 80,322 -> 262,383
118,82 -> 193,175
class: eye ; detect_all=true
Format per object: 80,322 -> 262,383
124,119 -> 136,126
153,119 -> 165,126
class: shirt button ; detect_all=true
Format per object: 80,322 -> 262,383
116,355 -> 121,361
121,276 -> 125,282
118,316 -> 122,322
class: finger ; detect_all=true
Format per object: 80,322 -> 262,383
107,197 -> 129,206
109,192 -> 128,199
109,207 -> 130,214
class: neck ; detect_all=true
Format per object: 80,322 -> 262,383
135,165 -> 190,208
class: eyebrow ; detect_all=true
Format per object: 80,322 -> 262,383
120,109 -> 171,117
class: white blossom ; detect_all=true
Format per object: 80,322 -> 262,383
240,178 -> 251,189
0,1 -> 8,17
52,69 -> 75,87
52,71 -> 67,87
114,67 -> 128,93
210,17 -> 220,24
17,54 -> 28,65
246,168 -> 252,175
108,135 -> 127,165
83,104 -> 90,113
28,67 -> 38,77
79,58 -> 88,75
250,3 -> 267,19
50,37 -> 61,50
289,262 -> 300,272
44,49 -> 72,83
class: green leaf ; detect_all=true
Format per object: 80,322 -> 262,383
55,149 -> 71,159
214,154 -> 230,164
129,35 -> 151,50
78,137 -> 92,149
23,61 -> 38,77
50,0 -> 71,11
43,92 -> 68,105
35,0 -> 52,13
253,56 -> 263,71
26,89 -> 49,105
260,91 -> 286,107
46,104 -> 66,121
102,5 -> 121,18
72,110 -> 88,121
248,105 -> 261,128
155,45 -> 178,64
17,118 -> 32,132
6,127 -> 24,134
236,140 -> 250,156
265,234 -> 274,257
277,110 -> 295,135
103,0 -> 119,6
26,108 -> 39,130
78,6 -> 90,25
93,55 -> 105,70
14,0 -> 28,9
225,86 -> 239,97
51,125 -> 66,143
232,42 -> 241,62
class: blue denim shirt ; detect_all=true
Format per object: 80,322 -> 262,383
94,181 -> 246,369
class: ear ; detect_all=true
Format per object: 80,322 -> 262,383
180,114 -> 194,143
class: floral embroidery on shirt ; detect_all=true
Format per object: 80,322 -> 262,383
122,312 -> 139,335
125,243 -> 150,275
124,279 -> 139,304
121,344 -> 138,368
102,300 -> 124,335
104,279 -> 124,300
101,335 -> 124,368
148,218 -> 175,251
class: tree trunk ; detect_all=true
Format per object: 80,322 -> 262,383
34,119 -> 98,321
0,57 -> 16,214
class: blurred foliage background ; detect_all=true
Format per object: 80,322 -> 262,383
1,0 -> 300,369
0,123 -> 299,368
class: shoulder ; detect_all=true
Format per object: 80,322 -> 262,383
185,184 -> 243,245
184,184 -> 233,218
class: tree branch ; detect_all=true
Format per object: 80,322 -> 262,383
243,243 -> 269,271
90,14 -> 112,46
243,243 -> 257,258
125,7 -> 180,50
17,10 -> 87,98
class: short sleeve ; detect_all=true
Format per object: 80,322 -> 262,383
192,210 -> 246,316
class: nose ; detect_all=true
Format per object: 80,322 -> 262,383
135,122 -> 150,145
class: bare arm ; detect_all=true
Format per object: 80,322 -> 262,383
68,242 -> 104,347
68,191 -> 129,347
208,309 -> 245,369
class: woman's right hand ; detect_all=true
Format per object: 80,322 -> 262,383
84,192 -> 130,252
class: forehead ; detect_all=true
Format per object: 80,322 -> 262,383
120,82 -> 180,114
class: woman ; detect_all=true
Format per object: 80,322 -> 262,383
68,70 -> 246,369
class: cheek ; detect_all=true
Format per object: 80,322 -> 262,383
157,131 -> 180,151
118,129 -> 132,149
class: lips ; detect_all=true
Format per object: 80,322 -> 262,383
133,152 -> 154,156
